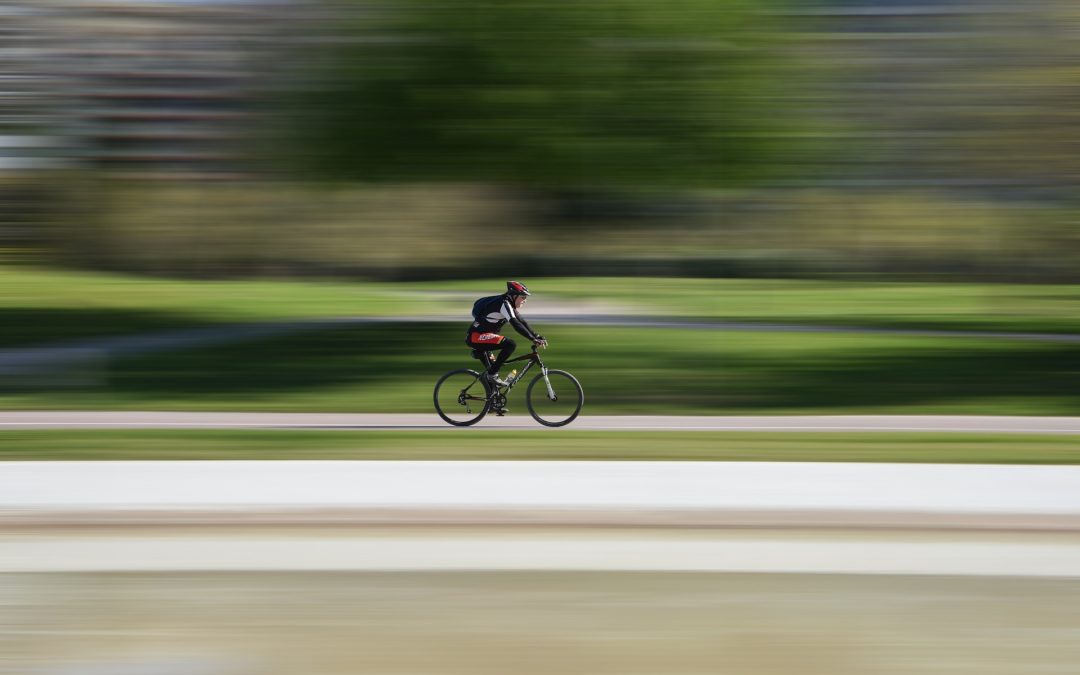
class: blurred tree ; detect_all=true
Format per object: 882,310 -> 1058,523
944,1 -> 1080,191
279,0 -> 801,190
830,0 -> 1080,192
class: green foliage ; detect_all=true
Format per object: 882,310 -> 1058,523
283,0 -> 797,187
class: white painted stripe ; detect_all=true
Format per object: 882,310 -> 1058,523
3,461 -> 1080,514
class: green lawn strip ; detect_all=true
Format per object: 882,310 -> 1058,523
0,265 -> 440,347
1,430 -> 1077,463
519,277 -> 1080,335
7,267 -> 1080,348
2,323 -> 1078,416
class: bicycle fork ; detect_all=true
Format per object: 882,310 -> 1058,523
541,366 -> 557,401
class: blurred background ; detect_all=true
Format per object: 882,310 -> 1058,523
2,0 -> 1080,414
4,4 -> 1080,675
1,0 -> 1077,281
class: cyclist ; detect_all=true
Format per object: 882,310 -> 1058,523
466,280 -> 547,388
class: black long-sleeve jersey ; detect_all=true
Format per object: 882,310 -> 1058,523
469,294 -> 541,341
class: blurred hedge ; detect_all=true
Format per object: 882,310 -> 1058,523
24,179 -> 1079,283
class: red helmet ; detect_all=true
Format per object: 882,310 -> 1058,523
506,280 -> 531,297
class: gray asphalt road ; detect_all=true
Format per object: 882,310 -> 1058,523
3,411 -> 1080,433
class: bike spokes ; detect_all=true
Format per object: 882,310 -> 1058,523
525,369 -> 583,427
434,369 -> 491,426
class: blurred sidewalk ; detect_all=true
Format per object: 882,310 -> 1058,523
3,412 -> 1080,434
3,460 -> 1080,532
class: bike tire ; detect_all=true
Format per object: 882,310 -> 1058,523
434,368 -> 492,427
525,369 -> 584,427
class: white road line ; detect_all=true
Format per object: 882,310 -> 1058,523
5,461 -> 1080,513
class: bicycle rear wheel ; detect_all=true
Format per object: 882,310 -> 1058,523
525,369 -> 583,427
434,369 -> 492,426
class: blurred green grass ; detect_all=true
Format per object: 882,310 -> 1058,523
1,430 -> 1077,463
0,265 -> 440,347
5,267 -> 1080,350
3,323 -> 1078,415
432,277 -> 1080,334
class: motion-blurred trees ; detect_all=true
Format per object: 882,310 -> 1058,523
25,0 -> 1080,281
279,0 -> 801,190
830,0 -> 1080,192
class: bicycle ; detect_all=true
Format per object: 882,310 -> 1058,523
433,344 -> 584,427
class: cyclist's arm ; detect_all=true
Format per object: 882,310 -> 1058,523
501,298 -> 542,342
515,318 -> 544,343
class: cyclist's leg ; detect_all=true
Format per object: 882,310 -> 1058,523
468,330 -> 505,371
467,332 -> 514,375
489,337 -> 516,375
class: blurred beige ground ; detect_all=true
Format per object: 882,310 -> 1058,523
4,567 -> 1079,675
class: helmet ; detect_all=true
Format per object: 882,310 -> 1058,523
506,280 -> 531,297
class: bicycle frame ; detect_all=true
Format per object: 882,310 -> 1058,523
499,345 -> 547,392
460,345 -> 543,402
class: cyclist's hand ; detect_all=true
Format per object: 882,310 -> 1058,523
534,337 -> 548,349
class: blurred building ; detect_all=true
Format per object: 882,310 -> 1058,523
2,0 -> 1074,192
788,0 -> 1076,194
2,0 -> 305,180
0,4 -> 60,172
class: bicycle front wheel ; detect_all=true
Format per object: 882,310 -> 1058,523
525,369 -> 584,427
434,369 -> 491,426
